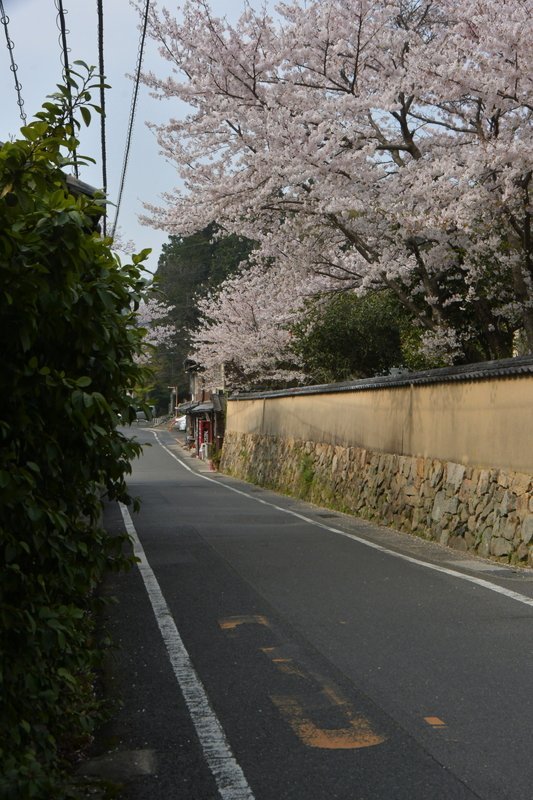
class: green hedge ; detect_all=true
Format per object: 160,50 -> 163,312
0,67 -> 150,798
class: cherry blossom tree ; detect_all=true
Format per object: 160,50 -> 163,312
189,259 -> 324,388
141,0 -> 533,365
136,296 -> 176,351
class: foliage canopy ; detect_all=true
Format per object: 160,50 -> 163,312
291,292 -> 408,383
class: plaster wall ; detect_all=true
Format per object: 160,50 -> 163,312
226,376 -> 533,474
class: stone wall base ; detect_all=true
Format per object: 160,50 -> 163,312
221,431 -> 533,566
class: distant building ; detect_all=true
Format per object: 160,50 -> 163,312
179,357 -> 226,459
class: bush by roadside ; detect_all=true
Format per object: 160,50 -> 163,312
0,66 -> 150,798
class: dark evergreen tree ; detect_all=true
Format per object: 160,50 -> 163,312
151,224 -> 255,404
290,291 -> 444,384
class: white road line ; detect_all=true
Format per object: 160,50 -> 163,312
149,431 -> 533,611
118,502 -> 255,800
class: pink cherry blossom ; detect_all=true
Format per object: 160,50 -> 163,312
137,297 -> 176,349
189,259 -> 325,389
140,0 -> 533,369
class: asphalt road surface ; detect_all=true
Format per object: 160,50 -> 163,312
93,427 -> 533,800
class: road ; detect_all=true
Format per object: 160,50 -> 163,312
92,426 -> 533,799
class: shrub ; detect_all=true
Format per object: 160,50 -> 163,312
0,66 -> 150,798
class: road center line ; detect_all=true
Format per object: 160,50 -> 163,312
118,502 -> 255,800
150,431 -> 533,611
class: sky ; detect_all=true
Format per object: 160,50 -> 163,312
0,0 -> 267,275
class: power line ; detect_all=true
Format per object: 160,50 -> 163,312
55,0 -> 79,177
97,0 -> 108,236
0,0 -> 26,123
110,0 -> 150,239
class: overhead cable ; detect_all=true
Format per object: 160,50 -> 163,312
0,0 -> 26,123
55,0 -> 79,177
110,0 -> 150,239
97,0 -> 108,236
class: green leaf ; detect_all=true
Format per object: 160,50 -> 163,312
132,247 -> 153,265
57,667 -> 77,686
80,106 -> 91,127
0,471 -> 11,488
27,505 -> 43,522
20,121 -> 49,141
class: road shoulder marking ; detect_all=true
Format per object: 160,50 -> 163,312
118,502 -> 255,800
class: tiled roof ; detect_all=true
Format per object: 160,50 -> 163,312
230,355 -> 533,401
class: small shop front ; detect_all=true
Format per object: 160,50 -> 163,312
188,394 -> 226,460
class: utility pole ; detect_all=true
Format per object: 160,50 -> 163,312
167,386 -> 178,416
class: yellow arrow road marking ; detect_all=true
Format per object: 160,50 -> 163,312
219,619 -> 385,750
271,693 -> 386,750
218,615 -> 270,631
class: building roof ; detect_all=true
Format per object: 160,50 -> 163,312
190,402 -> 214,414
229,355 -> 533,401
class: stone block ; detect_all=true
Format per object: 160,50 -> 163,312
431,493 -> 460,522
494,485 -> 505,504
490,537 -> 513,557
477,470 -> 491,495
497,471 -> 509,488
445,496 -> 459,515
411,508 -> 423,531
521,515 -> 533,544
500,490 -> 516,517
502,515 -> 519,541
516,493 -> 530,515
478,500 -> 493,521
468,498 -> 478,515
430,461 -> 444,488
448,516 -> 460,533
458,478 -> 474,502
483,510 -> 496,528
420,481 -> 432,499
511,473 -> 532,496
431,491 -> 446,522
449,535 -> 468,552
516,543 -> 529,561
397,456 -> 408,477
446,462 -> 466,492
478,531 -> 491,558
464,531 -> 476,550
